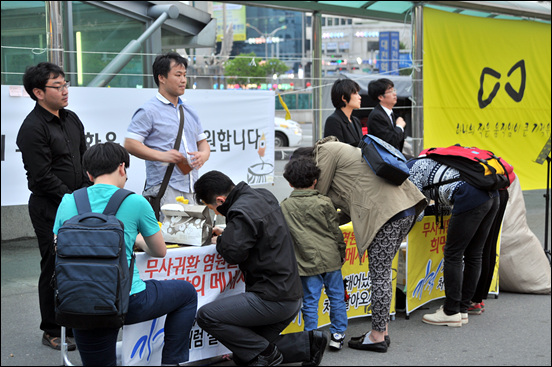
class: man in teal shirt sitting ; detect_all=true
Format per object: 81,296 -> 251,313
53,142 -> 197,366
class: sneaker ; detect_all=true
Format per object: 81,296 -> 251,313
481,300 -> 485,312
461,313 -> 468,325
247,345 -> 283,366
329,333 -> 345,350
42,332 -> 76,351
467,302 -> 483,315
422,306 -> 462,327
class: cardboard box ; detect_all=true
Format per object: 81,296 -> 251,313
161,203 -> 212,246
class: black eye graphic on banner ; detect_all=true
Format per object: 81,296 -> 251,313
477,59 -> 526,109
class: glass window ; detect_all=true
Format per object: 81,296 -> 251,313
72,1 -> 145,88
1,1 -> 48,85
1,2 -> 147,88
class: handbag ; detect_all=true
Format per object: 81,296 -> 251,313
146,105 -> 186,221
358,134 -> 410,185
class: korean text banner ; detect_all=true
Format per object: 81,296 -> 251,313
423,8 -> 551,190
122,245 -> 245,365
1,86 -> 275,206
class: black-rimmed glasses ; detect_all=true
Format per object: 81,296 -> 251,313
44,82 -> 70,92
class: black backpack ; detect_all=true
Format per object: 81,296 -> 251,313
54,188 -> 135,329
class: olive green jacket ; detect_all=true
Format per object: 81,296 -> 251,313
314,138 -> 427,260
281,189 -> 346,276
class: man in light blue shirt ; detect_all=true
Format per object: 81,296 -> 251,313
125,52 -> 210,218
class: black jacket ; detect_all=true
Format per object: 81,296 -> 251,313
367,104 -> 405,151
216,182 -> 303,302
323,109 -> 363,147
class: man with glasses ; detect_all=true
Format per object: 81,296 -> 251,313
17,62 -> 91,351
367,78 -> 407,151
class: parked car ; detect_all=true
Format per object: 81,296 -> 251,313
274,117 -> 303,147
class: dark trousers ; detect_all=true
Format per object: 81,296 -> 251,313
443,195 -> 500,315
472,190 -> 510,303
197,292 -> 310,364
28,194 -> 70,337
74,279 -> 198,366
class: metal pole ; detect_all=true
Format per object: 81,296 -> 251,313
87,5 -> 179,87
312,11 -> 323,144
411,4 -> 424,156
45,1 -> 64,67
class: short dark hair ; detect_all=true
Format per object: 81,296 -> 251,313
194,170 -> 235,205
368,78 -> 394,100
283,157 -> 320,189
331,79 -> 360,109
23,62 -> 65,101
290,147 -> 315,161
83,142 -> 130,179
152,52 -> 188,87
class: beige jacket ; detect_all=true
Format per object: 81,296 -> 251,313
314,138 -> 427,259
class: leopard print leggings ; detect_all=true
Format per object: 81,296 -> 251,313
368,215 -> 415,332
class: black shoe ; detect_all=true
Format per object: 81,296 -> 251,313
349,333 -> 390,347
348,337 -> 387,353
302,330 -> 329,366
42,332 -> 76,351
247,345 -> 283,366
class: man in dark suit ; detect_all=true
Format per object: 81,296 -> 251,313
367,78 -> 406,151
323,79 -> 363,147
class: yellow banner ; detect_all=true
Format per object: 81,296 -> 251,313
282,222 -> 397,333
406,215 -> 448,313
423,8 -> 551,190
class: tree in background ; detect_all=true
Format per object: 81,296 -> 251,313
224,52 -> 290,87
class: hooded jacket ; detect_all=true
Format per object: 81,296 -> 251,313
281,189 -> 346,276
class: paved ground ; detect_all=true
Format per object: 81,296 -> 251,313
2,160 -> 550,366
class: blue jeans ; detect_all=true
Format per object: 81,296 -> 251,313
300,270 -> 348,334
74,279 -> 197,366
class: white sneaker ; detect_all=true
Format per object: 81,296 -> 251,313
461,312 -> 468,325
422,306 -> 462,327
329,333 -> 345,350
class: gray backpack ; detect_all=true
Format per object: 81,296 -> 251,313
54,188 -> 134,329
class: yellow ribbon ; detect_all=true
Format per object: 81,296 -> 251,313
278,93 -> 291,120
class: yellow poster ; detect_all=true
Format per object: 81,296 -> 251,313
423,8 -> 551,190
282,222 -> 397,333
406,215 -> 448,314
213,2 -> 247,42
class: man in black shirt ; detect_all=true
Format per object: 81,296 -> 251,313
16,62 -> 90,351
